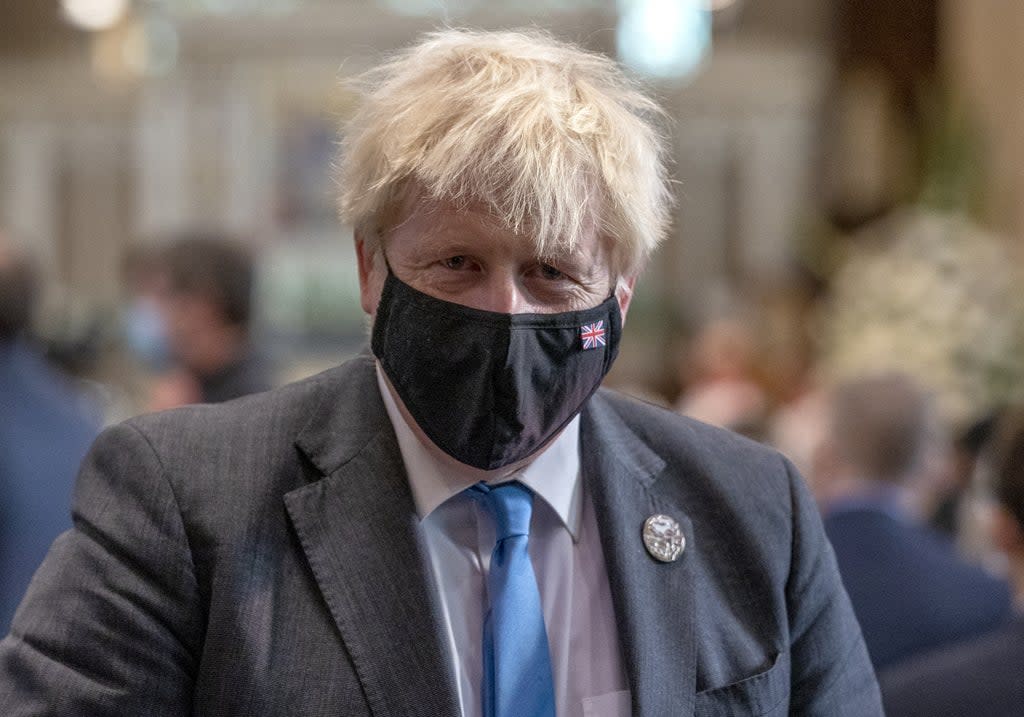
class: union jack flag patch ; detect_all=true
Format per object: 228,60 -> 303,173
580,320 -> 606,350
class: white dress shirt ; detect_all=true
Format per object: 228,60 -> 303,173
376,366 -> 630,717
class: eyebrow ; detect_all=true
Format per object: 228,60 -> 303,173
542,249 -> 607,278
402,209 -> 608,277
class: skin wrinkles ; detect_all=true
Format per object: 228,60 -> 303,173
357,197 -> 636,319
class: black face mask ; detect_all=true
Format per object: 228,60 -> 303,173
371,270 -> 621,470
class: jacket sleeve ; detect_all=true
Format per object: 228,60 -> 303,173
783,456 -> 884,715
0,421 -> 201,716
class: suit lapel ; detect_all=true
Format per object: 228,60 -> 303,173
286,355 -> 458,717
582,394 -> 697,716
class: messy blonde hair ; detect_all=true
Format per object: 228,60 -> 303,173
336,28 -> 672,276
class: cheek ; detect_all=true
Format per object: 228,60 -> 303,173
176,315 -> 204,344
163,307 -> 188,338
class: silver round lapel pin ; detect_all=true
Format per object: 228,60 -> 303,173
642,514 -> 685,562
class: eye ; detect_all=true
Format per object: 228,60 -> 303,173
539,263 -> 565,280
442,256 -> 468,270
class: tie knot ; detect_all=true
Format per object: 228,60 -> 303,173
471,481 -> 533,541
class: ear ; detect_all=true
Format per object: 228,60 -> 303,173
355,229 -> 386,316
615,274 -> 638,326
991,504 -> 1024,556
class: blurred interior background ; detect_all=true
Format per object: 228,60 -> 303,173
5,0 -> 1024,423
3,0 -> 1023,446
5,0 -> 1024,689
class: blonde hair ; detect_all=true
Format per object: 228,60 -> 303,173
336,28 -> 672,276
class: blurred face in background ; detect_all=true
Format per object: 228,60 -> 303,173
161,287 -> 242,377
122,261 -> 172,371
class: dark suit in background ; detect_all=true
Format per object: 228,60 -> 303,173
0,354 -> 882,715
879,613 -> 1024,717
815,373 -> 1013,671
879,406 -> 1024,716
825,500 -> 1012,669
195,348 -> 273,404
0,340 -> 99,633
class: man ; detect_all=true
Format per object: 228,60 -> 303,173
815,373 -> 1012,669
0,30 -> 881,715
880,407 -> 1024,715
0,238 -> 99,634
145,233 -> 273,409
929,411 -> 1000,536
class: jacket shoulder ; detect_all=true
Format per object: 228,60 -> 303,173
590,388 -> 803,580
127,355 -> 370,450
119,355 -> 378,503
593,387 -> 793,488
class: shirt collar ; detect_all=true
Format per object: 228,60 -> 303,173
375,363 -> 582,540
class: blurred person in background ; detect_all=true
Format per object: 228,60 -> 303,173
0,30 -> 881,715
879,406 -> 1024,716
0,232 -> 99,634
770,387 -> 829,486
814,372 -> 1012,669
144,233 -> 274,409
99,245 -> 178,420
928,411 -> 1001,538
120,244 -> 174,377
674,317 -> 768,440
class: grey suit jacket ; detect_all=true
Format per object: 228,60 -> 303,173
0,353 -> 881,715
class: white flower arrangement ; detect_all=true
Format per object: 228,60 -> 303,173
818,209 -> 1024,425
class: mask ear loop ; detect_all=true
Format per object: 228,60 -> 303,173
377,244 -> 395,277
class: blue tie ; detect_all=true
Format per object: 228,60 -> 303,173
470,482 -> 556,717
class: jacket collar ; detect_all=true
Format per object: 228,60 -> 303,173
293,352 -> 389,476
288,352 -> 460,717
582,392 -> 697,715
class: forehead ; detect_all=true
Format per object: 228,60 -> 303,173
385,197 -> 609,269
